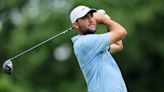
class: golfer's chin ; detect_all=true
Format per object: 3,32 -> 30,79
83,29 -> 96,35
88,26 -> 96,32
89,25 -> 96,30
90,29 -> 96,33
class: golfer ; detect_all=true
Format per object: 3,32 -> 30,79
70,5 -> 127,92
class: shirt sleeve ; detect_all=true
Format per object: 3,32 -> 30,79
82,33 -> 110,58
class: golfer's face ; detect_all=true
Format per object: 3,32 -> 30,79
77,12 -> 97,35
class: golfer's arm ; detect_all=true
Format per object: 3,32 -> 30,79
105,24 -> 124,54
109,40 -> 123,54
103,19 -> 127,54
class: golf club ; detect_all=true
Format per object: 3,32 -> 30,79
2,27 -> 75,75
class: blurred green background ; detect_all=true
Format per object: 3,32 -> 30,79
0,0 -> 164,92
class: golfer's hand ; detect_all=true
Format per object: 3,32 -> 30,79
93,10 -> 111,24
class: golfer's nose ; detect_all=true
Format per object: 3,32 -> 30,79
88,16 -> 94,23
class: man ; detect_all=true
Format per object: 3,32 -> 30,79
70,5 -> 127,92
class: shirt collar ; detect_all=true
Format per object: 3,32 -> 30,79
71,35 -> 82,43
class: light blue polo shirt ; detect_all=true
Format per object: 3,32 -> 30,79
71,33 -> 127,92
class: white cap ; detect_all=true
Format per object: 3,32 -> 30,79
70,5 -> 96,23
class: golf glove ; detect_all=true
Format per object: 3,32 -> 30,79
97,9 -> 111,19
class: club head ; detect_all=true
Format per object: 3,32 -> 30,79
2,60 -> 13,75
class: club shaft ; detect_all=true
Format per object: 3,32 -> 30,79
9,27 -> 74,61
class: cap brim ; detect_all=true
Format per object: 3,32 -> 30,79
89,9 -> 97,13
73,9 -> 97,22
79,9 -> 97,19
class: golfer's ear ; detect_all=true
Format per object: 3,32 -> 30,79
73,22 -> 79,29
